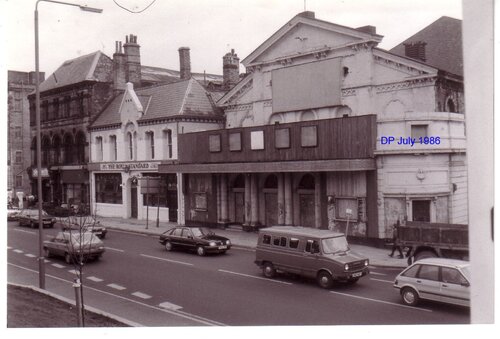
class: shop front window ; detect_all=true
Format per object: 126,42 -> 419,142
95,173 -> 122,204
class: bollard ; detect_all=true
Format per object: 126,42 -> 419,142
73,279 -> 83,327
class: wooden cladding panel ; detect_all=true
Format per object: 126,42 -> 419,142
178,115 -> 376,164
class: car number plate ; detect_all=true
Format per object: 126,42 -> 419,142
352,272 -> 362,278
218,246 -> 227,250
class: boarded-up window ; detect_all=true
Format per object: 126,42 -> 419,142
275,128 -> 290,149
250,130 -> 264,150
301,126 -> 317,147
272,58 -> 341,113
411,125 -> 428,140
336,198 -> 358,220
209,134 -> 221,152
229,132 -> 242,151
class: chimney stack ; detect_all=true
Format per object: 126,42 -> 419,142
178,47 -> 191,80
223,49 -> 240,89
123,34 -> 142,88
113,40 -> 127,92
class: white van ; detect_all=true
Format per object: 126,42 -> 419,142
255,226 -> 369,289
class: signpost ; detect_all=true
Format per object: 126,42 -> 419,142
139,177 -> 162,229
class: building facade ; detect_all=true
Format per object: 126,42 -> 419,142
159,11 -> 466,242
7,70 -> 44,205
27,34 -> 222,210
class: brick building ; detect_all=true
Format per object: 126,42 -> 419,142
7,70 -> 44,205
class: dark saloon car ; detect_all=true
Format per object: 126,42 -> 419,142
43,231 -> 105,264
18,209 -> 56,228
159,226 -> 231,256
61,220 -> 107,239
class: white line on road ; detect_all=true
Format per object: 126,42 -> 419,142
329,291 -> 432,312
132,291 -> 152,299
7,246 -> 12,250
370,278 -> 394,283
13,229 -> 36,235
13,249 -> 24,254
68,269 -> 79,275
218,269 -> 293,285
24,253 -> 36,258
51,263 -> 65,269
159,301 -> 182,310
140,254 -> 194,266
8,262 -> 225,326
107,283 -> 126,291
87,276 -> 104,282
105,247 -> 125,252
369,271 -> 387,276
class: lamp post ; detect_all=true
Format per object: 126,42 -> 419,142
34,0 -> 102,289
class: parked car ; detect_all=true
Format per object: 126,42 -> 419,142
17,209 -> 56,228
61,220 -> 107,239
255,226 -> 369,288
159,226 -> 231,256
393,257 -> 470,307
43,231 -> 105,264
7,207 -> 21,221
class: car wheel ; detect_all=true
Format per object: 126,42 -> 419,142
44,248 -> 51,258
317,271 -> 334,289
262,262 -> 276,278
64,253 -> 72,264
196,246 -> 205,256
30,221 -> 35,229
165,241 -> 173,251
100,234 -> 106,239
401,287 -> 419,306
414,250 -> 437,262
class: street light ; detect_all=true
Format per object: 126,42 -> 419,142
34,0 -> 102,289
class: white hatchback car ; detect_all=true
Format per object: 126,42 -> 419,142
393,258 -> 470,307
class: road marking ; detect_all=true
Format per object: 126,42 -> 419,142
329,291 -> 432,312
7,246 -> 12,250
370,271 -> 387,276
140,254 -> 194,266
159,301 -> 182,310
132,291 -> 152,299
218,269 -> 293,285
370,278 -> 394,283
107,283 -> 126,291
24,253 -> 36,258
13,229 -> 36,235
68,269 -> 79,275
13,249 -> 24,254
87,276 -> 104,282
105,247 -> 125,252
8,262 -> 226,326
108,229 -> 149,237
51,263 -> 65,269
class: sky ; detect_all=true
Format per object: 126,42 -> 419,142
1,0 -> 463,77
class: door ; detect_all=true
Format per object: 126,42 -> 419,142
415,264 -> 442,302
440,267 -> 470,306
130,185 -> 138,219
167,189 -> 178,222
299,194 -> 315,227
265,193 -> 278,226
234,192 -> 245,224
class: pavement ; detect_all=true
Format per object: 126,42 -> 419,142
95,216 -> 408,268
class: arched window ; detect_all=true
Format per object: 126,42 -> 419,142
95,136 -> 103,161
164,129 -> 172,159
264,174 -> 278,189
109,135 -> 117,161
128,132 -> 134,160
75,131 -> 86,164
52,135 -> 61,165
41,136 -> 51,166
31,137 -> 37,166
63,134 -> 74,164
300,110 -> 315,121
298,174 -> 315,190
146,131 -> 155,160
446,97 -> 456,113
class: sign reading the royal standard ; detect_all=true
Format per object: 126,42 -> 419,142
100,162 -> 161,171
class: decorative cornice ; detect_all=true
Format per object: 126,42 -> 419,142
341,88 -> 357,97
374,54 -> 427,76
226,103 -> 253,111
376,77 -> 436,93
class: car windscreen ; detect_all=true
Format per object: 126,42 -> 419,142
70,233 -> 102,245
191,227 -> 212,237
460,266 -> 471,280
321,236 -> 349,254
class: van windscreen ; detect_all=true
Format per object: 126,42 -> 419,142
321,236 -> 349,254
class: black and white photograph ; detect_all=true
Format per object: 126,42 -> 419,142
1,0 -> 496,336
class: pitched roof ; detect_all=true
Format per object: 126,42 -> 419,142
389,16 -> 463,76
91,79 -> 222,129
39,51 -> 112,92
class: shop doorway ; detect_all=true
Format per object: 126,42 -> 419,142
264,174 -> 278,227
298,174 -> 315,227
131,184 -> 138,219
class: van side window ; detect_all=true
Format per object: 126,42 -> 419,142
289,238 -> 300,249
273,237 -> 280,246
262,235 -> 271,245
305,240 -> 319,253
279,237 -> 287,247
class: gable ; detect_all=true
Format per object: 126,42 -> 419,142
120,83 -> 144,125
254,23 -> 366,64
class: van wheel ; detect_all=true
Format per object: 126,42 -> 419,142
414,250 -> 437,262
262,262 -> 276,278
317,271 -> 334,289
401,287 -> 419,306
